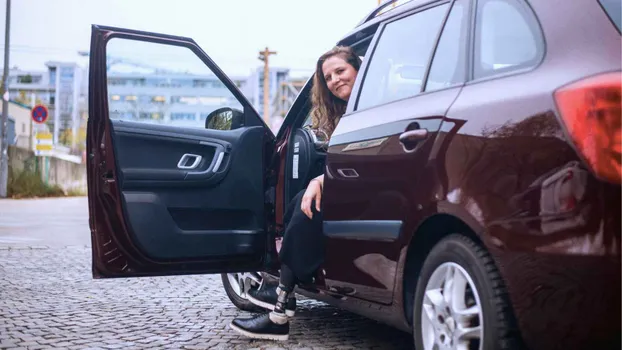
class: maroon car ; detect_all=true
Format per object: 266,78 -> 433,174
86,0 -> 621,349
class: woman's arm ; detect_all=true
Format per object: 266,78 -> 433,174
301,174 -> 324,219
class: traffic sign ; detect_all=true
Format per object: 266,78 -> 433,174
34,132 -> 53,156
31,104 -> 49,124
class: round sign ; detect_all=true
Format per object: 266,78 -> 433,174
31,104 -> 49,124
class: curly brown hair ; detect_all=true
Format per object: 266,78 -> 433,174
310,46 -> 362,138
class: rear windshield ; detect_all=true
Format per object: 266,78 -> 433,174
599,0 -> 621,33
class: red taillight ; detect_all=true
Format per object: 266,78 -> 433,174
554,72 -> 622,184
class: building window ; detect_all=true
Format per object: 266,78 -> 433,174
60,67 -> 74,79
145,78 -> 168,87
17,75 -> 35,84
171,113 -> 196,121
109,78 -> 129,86
49,68 -> 57,86
152,96 -> 167,104
198,96 -> 227,105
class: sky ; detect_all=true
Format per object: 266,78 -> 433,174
0,0 -> 379,77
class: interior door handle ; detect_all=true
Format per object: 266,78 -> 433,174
177,153 -> 202,170
337,168 -> 359,178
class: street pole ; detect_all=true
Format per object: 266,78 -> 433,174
0,0 -> 12,198
258,47 -> 276,125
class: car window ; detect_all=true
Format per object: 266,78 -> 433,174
599,0 -> 621,33
106,38 -> 243,130
356,3 -> 450,111
425,0 -> 468,91
474,0 -> 543,80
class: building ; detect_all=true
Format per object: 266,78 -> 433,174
0,100 -> 34,151
6,60 -> 308,139
46,61 -> 87,149
268,72 -> 310,133
5,62 -> 87,150
7,68 -> 54,107
246,67 -> 291,122
107,70 -> 249,129
271,77 -> 308,118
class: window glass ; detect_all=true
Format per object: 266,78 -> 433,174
474,0 -> 542,79
106,38 -> 242,129
357,4 -> 449,110
599,0 -> 621,33
425,0 -> 467,91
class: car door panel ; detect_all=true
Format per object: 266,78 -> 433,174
109,121 -> 266,261
323,88 -> 462,305
87,25 -> 275,278
113,121 -> 245,186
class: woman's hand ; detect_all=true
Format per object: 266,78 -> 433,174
301,175 -> 324,219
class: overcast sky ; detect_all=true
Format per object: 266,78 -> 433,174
0,0 -> 378,76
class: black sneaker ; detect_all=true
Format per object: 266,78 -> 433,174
230,313 -> 289,341
247,286 -> 296,316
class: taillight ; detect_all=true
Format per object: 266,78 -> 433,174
554,72 -> 622,184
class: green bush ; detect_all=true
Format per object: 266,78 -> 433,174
7,157 -> 65,198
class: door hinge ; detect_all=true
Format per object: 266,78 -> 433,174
101,170 -> 115,183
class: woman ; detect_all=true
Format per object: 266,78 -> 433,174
229,46 -> 362,341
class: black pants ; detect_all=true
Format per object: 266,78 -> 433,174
278,189 -> 325,289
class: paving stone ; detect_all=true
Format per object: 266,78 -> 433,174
0,201 -> 413,349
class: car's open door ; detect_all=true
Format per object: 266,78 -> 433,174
87,25 -> 276,278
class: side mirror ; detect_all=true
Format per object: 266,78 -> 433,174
205,107 -> 244,130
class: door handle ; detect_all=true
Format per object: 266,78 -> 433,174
399,128 -> 428,153
177,153 -> 202,170
337,168 -> 359,178
399,129 -> 428,143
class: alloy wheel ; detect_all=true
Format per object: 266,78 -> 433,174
421,262 -> 483,350
226,272 -> 263,299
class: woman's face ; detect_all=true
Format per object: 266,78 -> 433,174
322,55 -> 357,101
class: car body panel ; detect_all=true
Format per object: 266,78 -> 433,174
435,0 -> 622,349
323,88 -> 461,305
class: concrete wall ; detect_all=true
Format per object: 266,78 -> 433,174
8,145 -> 86,193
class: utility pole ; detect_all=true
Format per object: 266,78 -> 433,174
258,47 -> 276,125
0,0 -> 11,198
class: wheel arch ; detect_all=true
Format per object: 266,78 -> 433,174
401,212 -> 482,326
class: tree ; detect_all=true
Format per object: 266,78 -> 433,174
14,91 -> 43,106
18,74 -> 33,84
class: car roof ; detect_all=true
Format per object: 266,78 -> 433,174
339,0 -> 439,46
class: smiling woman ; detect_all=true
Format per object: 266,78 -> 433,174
309,46 -> 363,139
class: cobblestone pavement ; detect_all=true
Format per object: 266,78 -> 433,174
0,198 -> 413,349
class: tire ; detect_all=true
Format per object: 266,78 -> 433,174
221,272 -> 265,313
413,234 -> 520,350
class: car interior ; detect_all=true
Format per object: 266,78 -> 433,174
281,43 -> 373,212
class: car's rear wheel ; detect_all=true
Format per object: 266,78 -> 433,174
221,272 -> 265,313
413,234 -> 519,350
